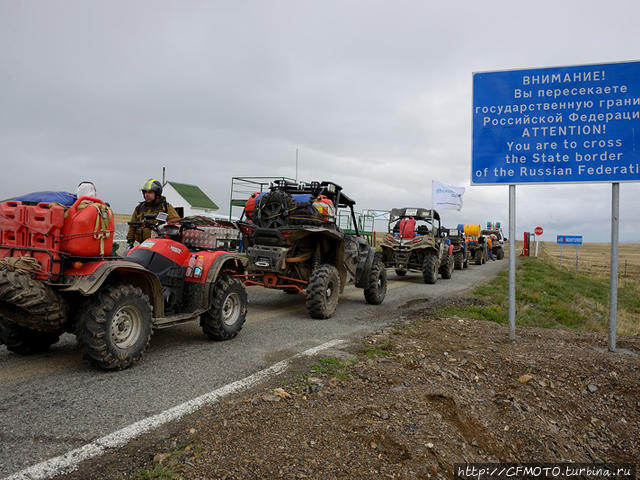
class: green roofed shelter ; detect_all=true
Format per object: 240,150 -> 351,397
163,181 -> 219,218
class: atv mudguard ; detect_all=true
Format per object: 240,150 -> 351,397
354,239 -> 375,288
59,261 -> 165,317
205,253 -> 247,283
181,253 -> 247,311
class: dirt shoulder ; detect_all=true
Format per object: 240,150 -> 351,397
59,301 -> 640,479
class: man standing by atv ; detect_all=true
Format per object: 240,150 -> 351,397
127,179 -> 180,247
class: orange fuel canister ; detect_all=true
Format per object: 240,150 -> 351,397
312,195 -> 336,221
0,201 -> 28,247
60,196 -> 115,256
26,202 -> 66,251
462,224 -> 481,237
243,192 -> 262,220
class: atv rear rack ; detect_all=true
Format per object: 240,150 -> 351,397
238,272 -> 308,294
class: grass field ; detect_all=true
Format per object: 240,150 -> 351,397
440,255 -> 640,336
538,241 -> 640,279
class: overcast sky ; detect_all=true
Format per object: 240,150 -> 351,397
1,0 -> 639,241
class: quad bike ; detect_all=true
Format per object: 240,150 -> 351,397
482,222 -> 506,260
0,197 -> 247,370
379,208 -> 454,284
461,224 -> 488,265
237,180 -> 386,319
446,225 -> 469,270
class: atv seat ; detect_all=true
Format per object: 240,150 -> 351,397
416,225 -> 429,235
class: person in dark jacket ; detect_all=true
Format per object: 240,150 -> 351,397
127,179 -> 180,247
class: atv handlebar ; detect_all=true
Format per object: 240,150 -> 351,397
127,215 -> 203,239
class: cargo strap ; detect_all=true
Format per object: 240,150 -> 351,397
0,255 -> 41,276
75,200 -> 114,256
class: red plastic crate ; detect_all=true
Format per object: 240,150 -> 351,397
0,201 -> 28,247
29,231 -> 61,251
25,203 -> 65,234
0,228 -> 27,247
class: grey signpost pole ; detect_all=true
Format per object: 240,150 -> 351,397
608,182 -> 620,351
508,185 -> 516,340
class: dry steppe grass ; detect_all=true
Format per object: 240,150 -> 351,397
540,241 -> 640,279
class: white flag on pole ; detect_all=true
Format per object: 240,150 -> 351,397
432,180 -> 465,211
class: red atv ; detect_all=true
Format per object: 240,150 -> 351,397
0,197 -> 247,370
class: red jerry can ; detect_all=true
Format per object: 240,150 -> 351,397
399,217 -> 416,239
60,197 -> 115,256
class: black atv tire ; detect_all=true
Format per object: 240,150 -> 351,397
496,247 -> 504,260
440,254 -> 454,279
474,249 -> 483,265
306,264 -> 341,319
463,255 -> 469,268
364,258 -> 387,305
0,318 -> 61,354
201,276 -> 247,340
0,270 -> 67,332
77,284 -> 153,370
454,251 -> 464,270
253,191 -> 296,229
422,254 -> 439,284
395,269 -> 407,277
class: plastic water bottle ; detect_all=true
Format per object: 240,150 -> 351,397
194,255 -> 204,278
186,254 -> 196,277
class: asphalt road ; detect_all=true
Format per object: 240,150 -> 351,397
0,259 -> 507,478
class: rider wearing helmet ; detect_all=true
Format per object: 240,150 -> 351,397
127,179 -> 180,247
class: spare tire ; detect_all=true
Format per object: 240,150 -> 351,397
253,191 -> 296,229
0,270 -> 67,332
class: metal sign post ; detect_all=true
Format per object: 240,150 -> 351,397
508,185 -> 516,340
609,183 -> 620,351
533,227 -> 542,258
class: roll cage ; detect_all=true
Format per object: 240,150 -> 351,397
387,208 -> 442,235
268,180 -> 360,236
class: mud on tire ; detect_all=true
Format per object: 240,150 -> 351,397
454,251 -> 464,270
364,256 -> 387,305
422,254 -> 438,284
440,254 -> 454,279
201,276 -> 247,340
0,318 -> 61,354
0,270 -> 67,332
306,264 -> 341,319
474,249 -> 483,265
77,284 -> 153,370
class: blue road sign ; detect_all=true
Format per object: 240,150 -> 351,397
557,235 -> 583,245
472,61 -> 640,185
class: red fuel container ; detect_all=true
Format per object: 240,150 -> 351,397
60,197 -> 115,256
0,201 -> 27,247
